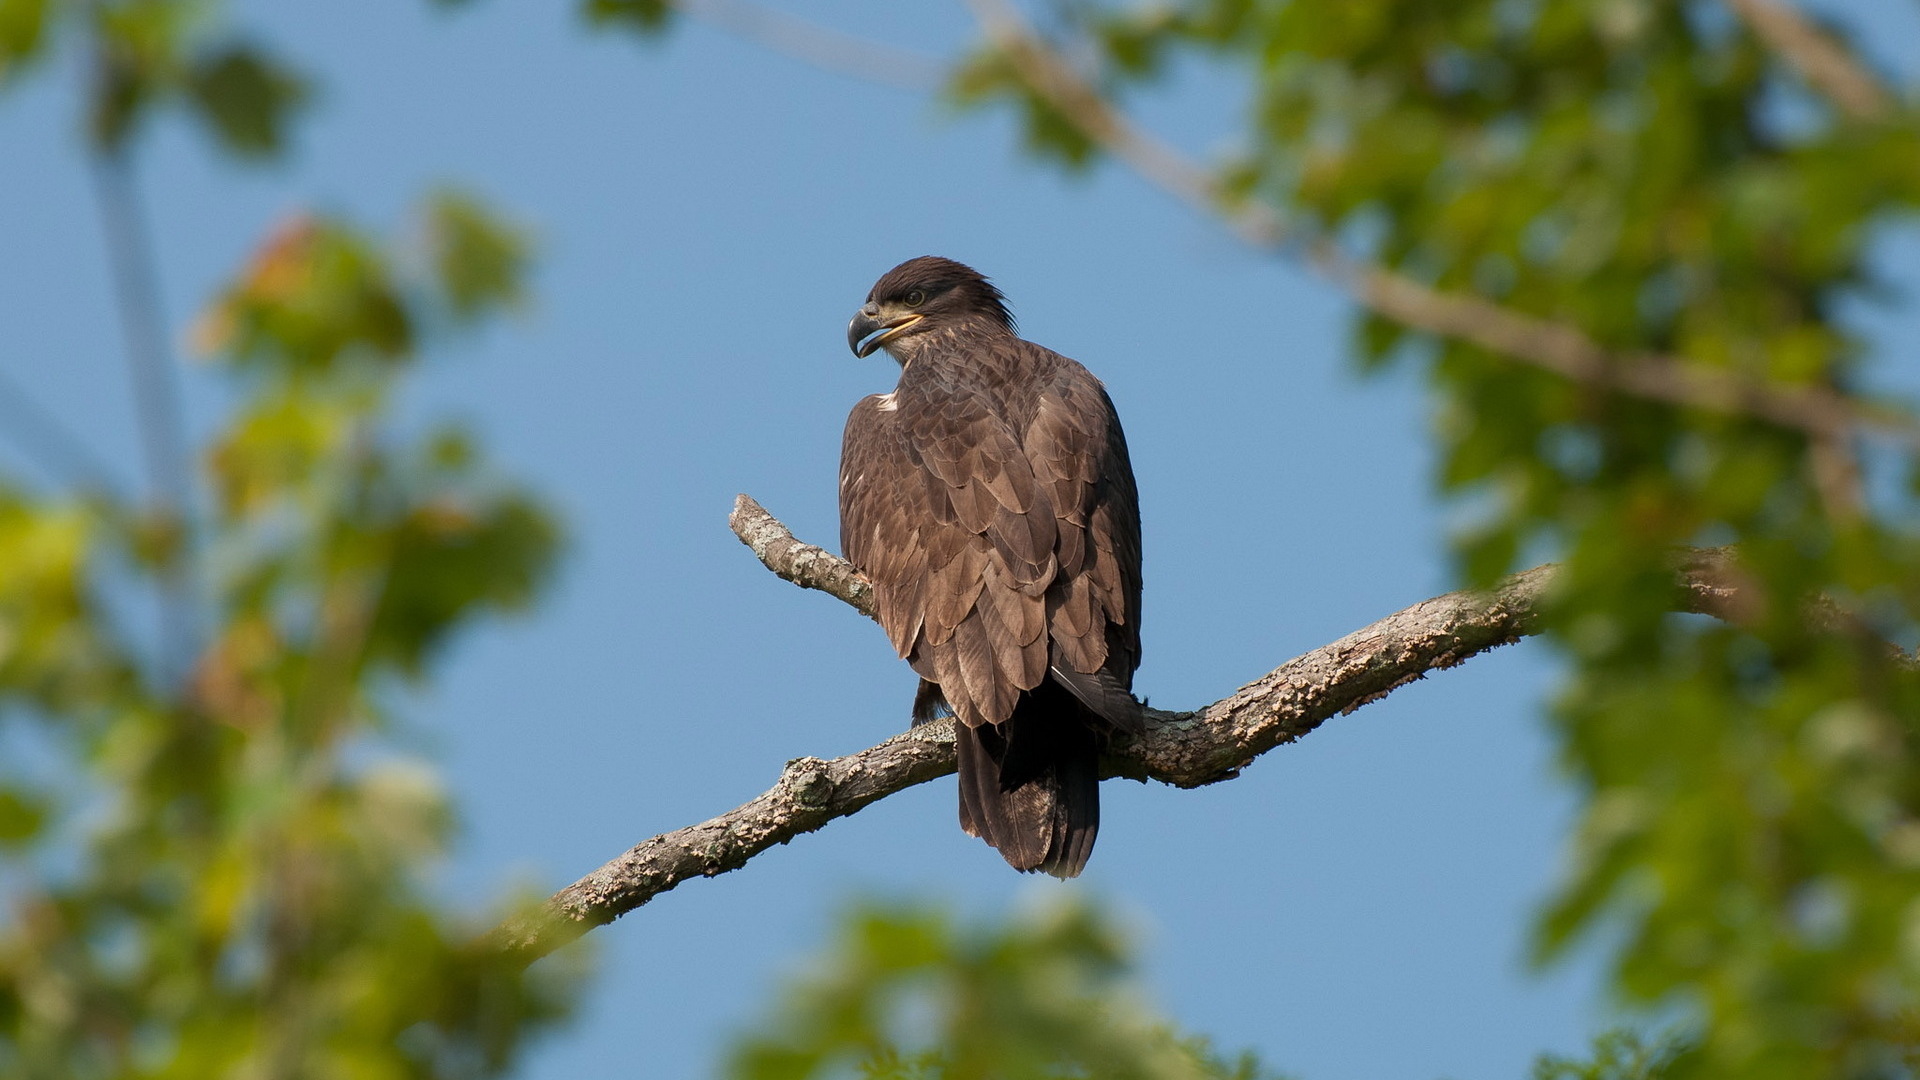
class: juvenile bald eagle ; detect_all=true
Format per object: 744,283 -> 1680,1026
840,256 -> 1143,877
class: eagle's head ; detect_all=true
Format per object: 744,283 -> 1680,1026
848,256 -> 1016,360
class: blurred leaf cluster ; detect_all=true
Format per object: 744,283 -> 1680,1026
434,0 -> 676,40
0,5 -> 581,1077
953,0 -> 1920,1075
0,195 -> 579,1076
1534,1028 -> 1686,1080
0,0 -> 308,156
728,899 -> 1284,1080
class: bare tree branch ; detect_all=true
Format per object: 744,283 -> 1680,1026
640,0 -> 1913,456
959,0 -> 1920,458
494,717 -> 959,962
89,149 -> 193,533
494,497 -> 1749,964
1722,0 -> 1894,121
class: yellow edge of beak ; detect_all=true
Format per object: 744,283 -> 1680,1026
873,313 -> 924,348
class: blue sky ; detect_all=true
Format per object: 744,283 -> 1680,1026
3,1 -> 1915,1077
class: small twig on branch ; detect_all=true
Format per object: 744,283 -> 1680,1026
493,498 -> 1746,964
1721,0 -> 1893,121
959,0 -> 1920,457
728,494 -> 874,616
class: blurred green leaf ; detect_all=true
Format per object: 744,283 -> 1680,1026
82,2 -> 310,161
1533,1029 -> 1685,1080
184,41 -> 308,158
948,48 -> 1099,169
0,0 -> 54,84
0,786 -> 47,849
426,188 -> 533,321
197,215 -> 414,372
86,0 -> 197,152
0,186 -> 580,1077
369,486 -> 562,676
581,0 -> 672,36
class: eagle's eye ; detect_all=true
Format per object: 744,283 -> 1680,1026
903,289 -> 927,307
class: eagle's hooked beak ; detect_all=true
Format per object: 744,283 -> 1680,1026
848,305 -> 923,358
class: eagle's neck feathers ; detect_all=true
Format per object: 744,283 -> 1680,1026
885,315 -> 1028,375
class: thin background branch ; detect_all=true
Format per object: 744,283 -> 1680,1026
91,145 -> 199,678
91,153 -> 192,526
1721,0 -> 1895,121
0,364 -> 129,495
676,0 -> 944,91
1717,0 -> 1896,515
961,0 -> 1920,462
671,0 -> 1916,458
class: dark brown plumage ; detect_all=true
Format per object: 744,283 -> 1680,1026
840,256 -> 1143,877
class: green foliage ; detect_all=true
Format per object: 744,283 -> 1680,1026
1533,1029 -> 1684,1080
948,49 -> 1099,170
51,0 -> 312,156
0,4 -> 584,1062
0,0 -> 52,84
427,189 -> 533,322
0,192 -> 582,1078
183,41 -> 309,158
953,1 -> 1920,1076
0,785 -> 46,849
198,216 -> 413,372
728,899 -> 1285,1080
447,0 -> 673,34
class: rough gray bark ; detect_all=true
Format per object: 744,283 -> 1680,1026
497,496 -> 1738,963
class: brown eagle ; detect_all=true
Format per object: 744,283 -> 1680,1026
840,256 -> 1143,877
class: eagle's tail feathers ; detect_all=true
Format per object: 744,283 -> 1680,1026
954,718 -> 996,840
951,682 -> 1101,878
1035,741 -> 1099,878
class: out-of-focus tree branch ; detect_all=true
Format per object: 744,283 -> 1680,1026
644,0 -> 1903,508
91,139 -> 199,679
960,0 -> 1920,461
673,0 -> 943,91
492,497 -> 1753,964
1721,0 -> 1894,121
608,0 -> 1915,464
0,364 -> 128,494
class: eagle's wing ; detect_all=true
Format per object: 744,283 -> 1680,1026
1026,363 -> 1143,730
840,351 -> 1139,732
841,393 -> 942,660
841,381 -> 1057,729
